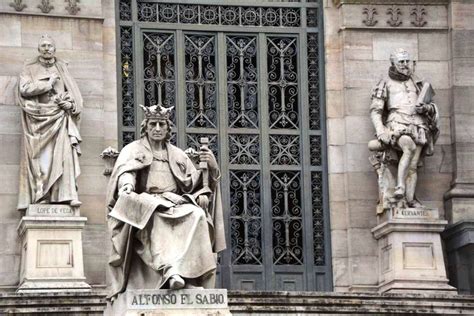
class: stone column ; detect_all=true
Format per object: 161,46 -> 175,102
442,0 -> 474,295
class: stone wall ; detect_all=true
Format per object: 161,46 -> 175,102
323,0 -> 456,292
0,0 -> 117,290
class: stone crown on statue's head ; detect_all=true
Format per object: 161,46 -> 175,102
139,104 -> 174,120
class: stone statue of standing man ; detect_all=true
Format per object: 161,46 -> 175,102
369,48 -> 440,213
17,34 -> 82,210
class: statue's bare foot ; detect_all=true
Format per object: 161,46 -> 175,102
394,186 -> 405,199
169,275 -> 185,290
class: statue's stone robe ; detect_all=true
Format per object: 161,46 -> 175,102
17,57 -> 82,210
106,138 -> 226,299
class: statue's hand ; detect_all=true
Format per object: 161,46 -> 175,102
199,147 -> 218,172
118,183 -> 133,196
59,101 -> 73,111
415,103 -> 429,114
377,129 -> 392,145
48,73 -> 60,87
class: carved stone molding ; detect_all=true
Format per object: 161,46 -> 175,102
339,3 -> 447,30
334,0 -> 448,5
9,0 -> 27,11
65,0 -> 80,15
37,0 -> 53,13
362,5 -> 378,27
411,5 -> 427,27
386,5 -> 402,27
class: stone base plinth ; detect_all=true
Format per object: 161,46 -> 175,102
17,205 -> 90,293
105,289 -> 231,316
372,216 -> 456,294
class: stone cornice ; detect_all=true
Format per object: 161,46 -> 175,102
334,0 -> 449,6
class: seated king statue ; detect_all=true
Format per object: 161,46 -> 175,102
106,104 -> 226,300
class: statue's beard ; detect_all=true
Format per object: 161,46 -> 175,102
388,66 -> 411,81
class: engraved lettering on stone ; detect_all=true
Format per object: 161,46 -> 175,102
9,0 -> 27,12
386,5 -> 402,27
38,0 -> 53,13
362,5 -> 378,27
410,6 -> 427,27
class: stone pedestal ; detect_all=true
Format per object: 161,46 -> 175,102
17,204 -> 91,293
372,208 -> 456,294
105,289 -> 231,316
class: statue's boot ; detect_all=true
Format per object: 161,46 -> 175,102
169,274 -> 185,290
394,185 -> 405,199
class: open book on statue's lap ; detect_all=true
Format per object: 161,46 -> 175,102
109,192 -> 175,229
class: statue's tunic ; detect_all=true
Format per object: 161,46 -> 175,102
17,57 -> 82,209
106,138 -> 226,299
371,76 -> 439,155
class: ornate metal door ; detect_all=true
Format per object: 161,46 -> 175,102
117,0 -> 331,291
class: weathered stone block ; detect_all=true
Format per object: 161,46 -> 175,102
418,32 -> 449,61
0,165 -> 19,195
345,116 -> 373,144
373,33 -> 418,61
344,60 -> 386,88
77,166 -> 108,196
331,229 -> 348,258
80,136 -> 105,167
63,50 -> 103,80
327,118 -> 345,145
453,113 -> 474,143
72,20 -> 103,51
328,145 -> 345,174
0,194 -> 23,222
344,88 -> 371,117
343,31 -> 372,61
451,2 -> 474,30
0,134 -> 21,165
415,61 -> 450,90
453,30 -> 474,58
433,88 -> 451,117
348,228 -> 378,256
0,15 -> 21,47
328,173 -> 347,202
329,201 -> 347,230
347,199 -> 378,229
453,58 -> 474,87
350,255 -> 378,285
0,76 -> 18,106
326,90 -> 344,118
83,253 -> 107,285
21,16 -> 73,49
0,222 -> 20,255
332,257 -> 349,287
453,86 -> 474,115
346,143 -> 372,172
347,172 -> 378,200
80,195 -> 107,225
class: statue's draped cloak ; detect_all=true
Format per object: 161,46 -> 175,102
106,138 -> 226,299
17,57 -> 82,210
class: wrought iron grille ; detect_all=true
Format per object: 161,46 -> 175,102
117,0 -> 330,291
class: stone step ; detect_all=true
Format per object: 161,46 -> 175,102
1,290 -> 474,314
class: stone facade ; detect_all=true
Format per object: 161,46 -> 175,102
0,0 -> 117,291
0,0 -> 472,307
324,0 -> 474,294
